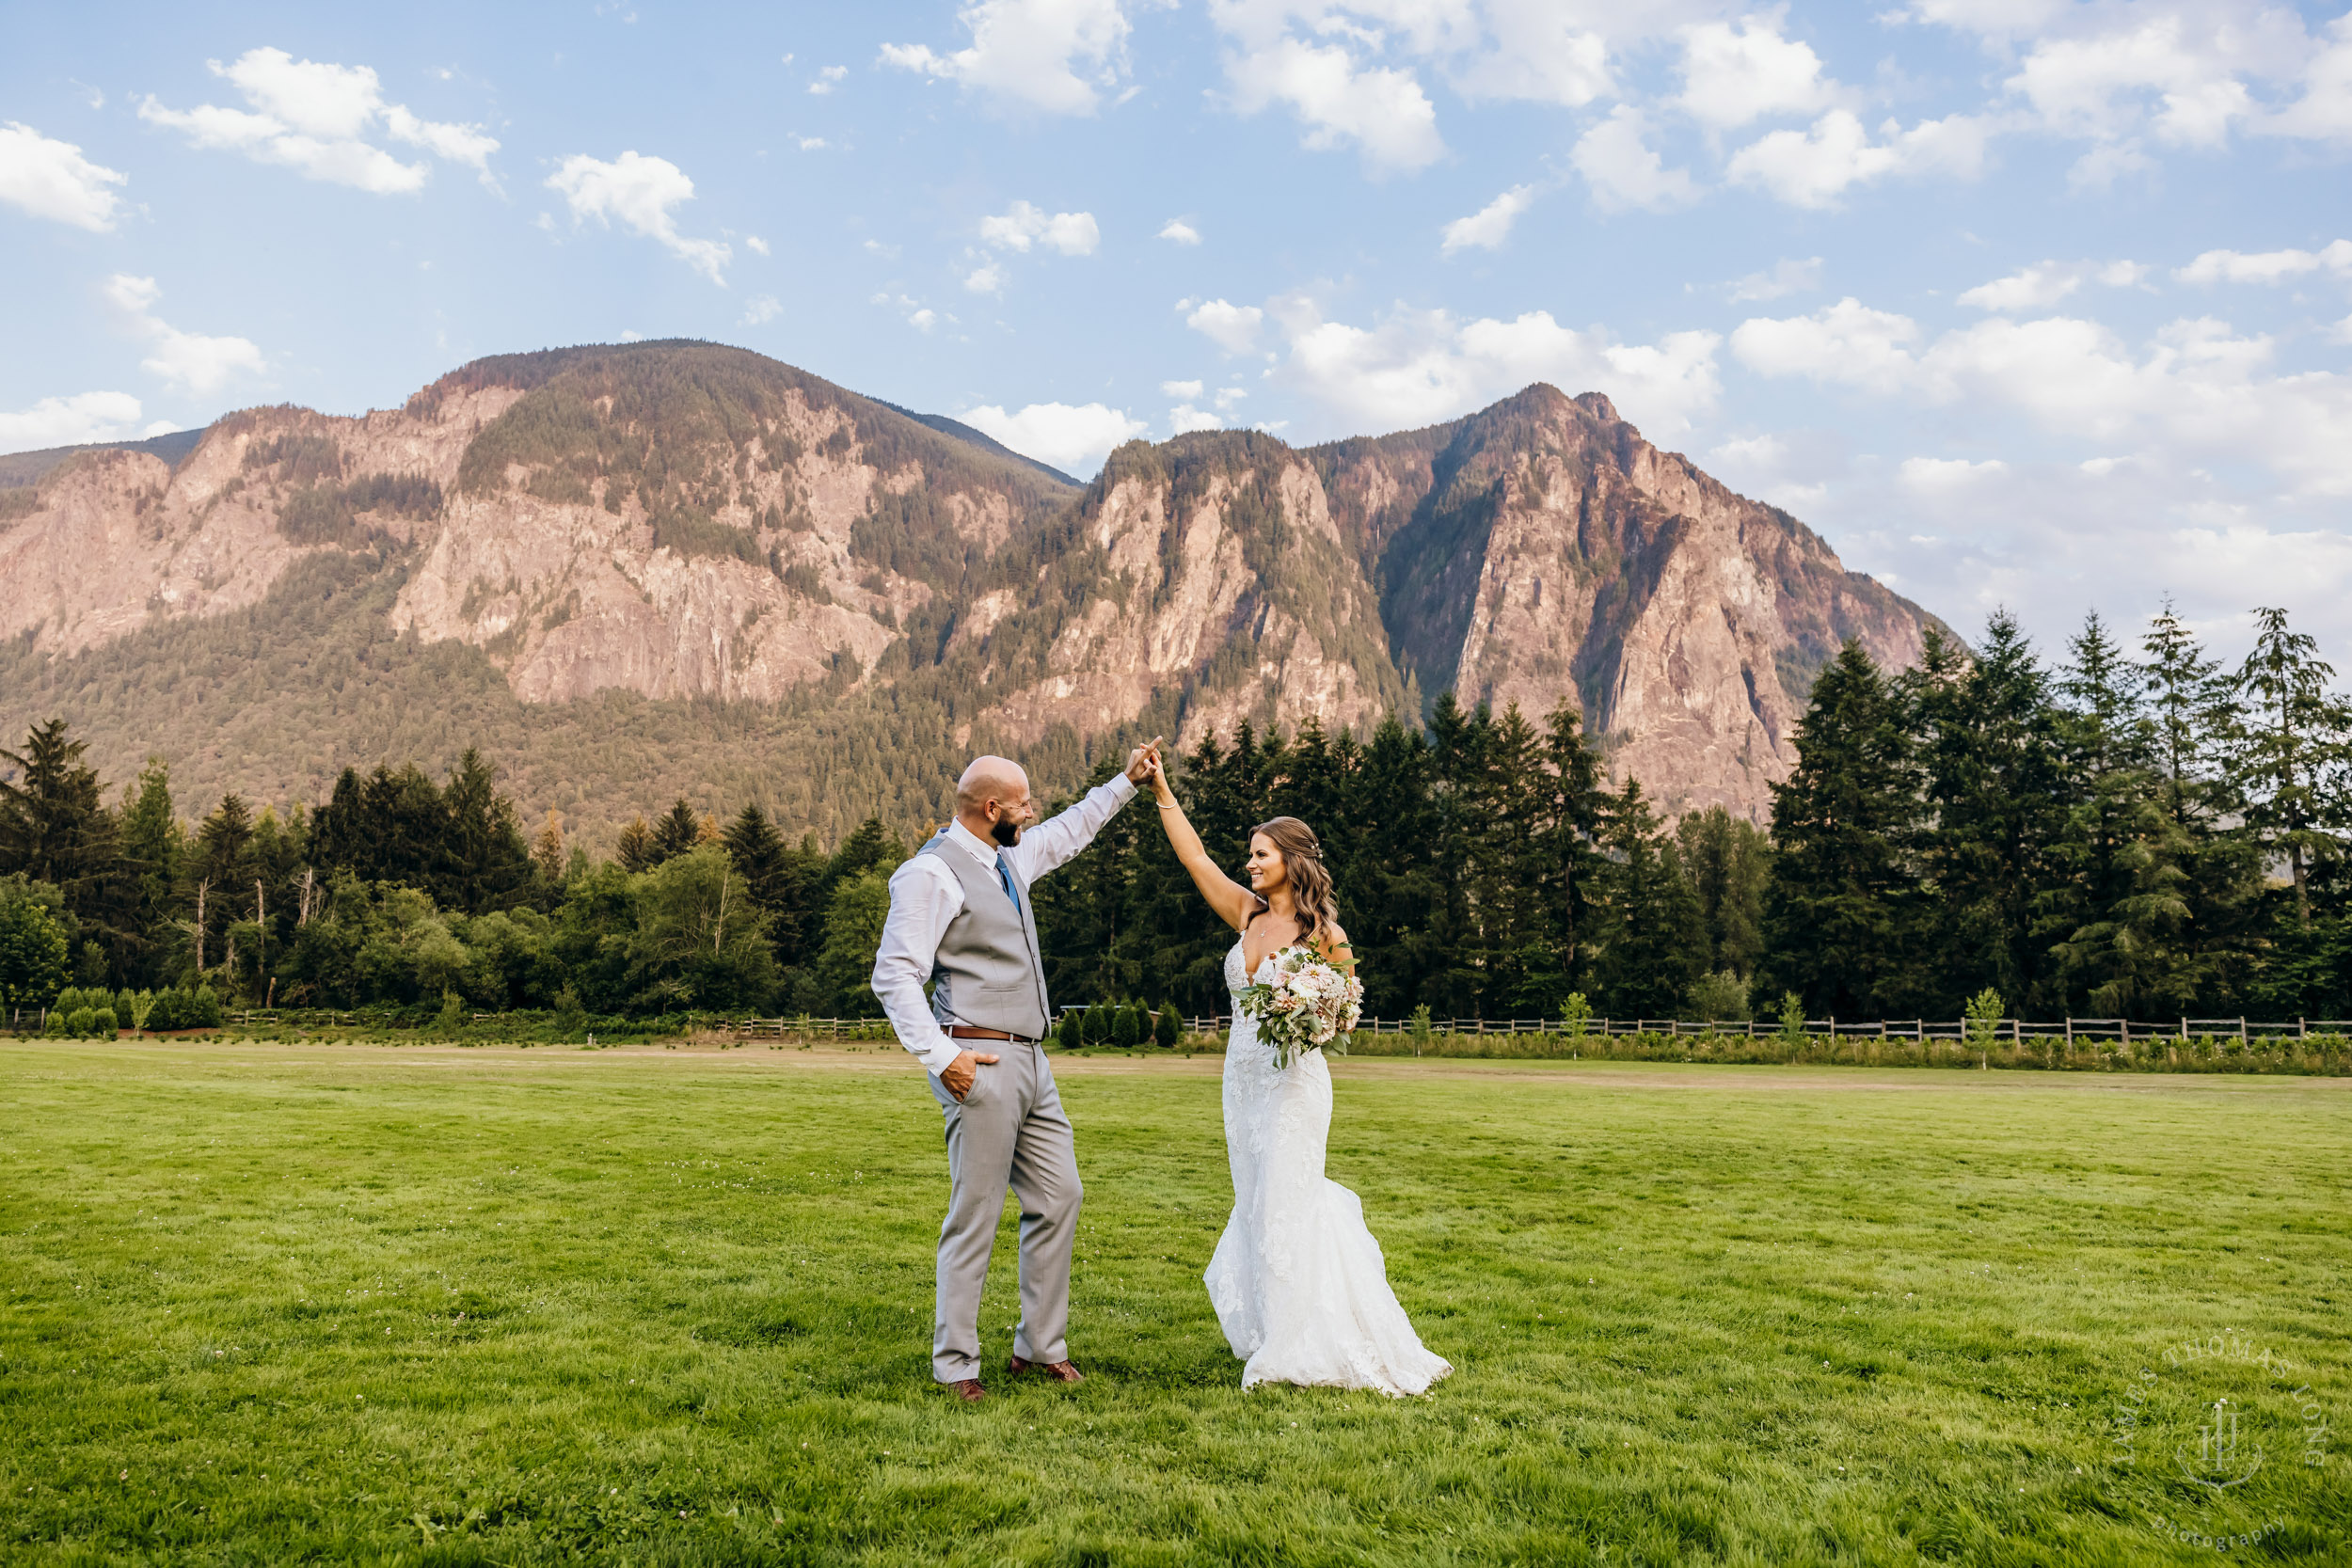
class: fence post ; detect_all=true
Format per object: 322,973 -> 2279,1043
2239,1018 -> 2248,1046
2065,1017 -> 2074,1048
2300,1017 -> 2308,1041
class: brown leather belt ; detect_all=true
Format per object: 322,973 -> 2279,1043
946,1025 -> 1037,1043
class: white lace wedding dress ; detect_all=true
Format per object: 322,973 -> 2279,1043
1201,941 -> 1453,1396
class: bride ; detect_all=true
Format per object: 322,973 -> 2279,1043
1142,755 -> 1452,1397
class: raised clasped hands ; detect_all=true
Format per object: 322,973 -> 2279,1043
1124,735 -> 1166,785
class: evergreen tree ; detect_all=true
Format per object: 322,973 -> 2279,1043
2139,603 -> 2265,1008
442,749 -> 533,913
1909,615 -> 2071,1015
2231,606 -> 2352,927
1587,778 -> 1704,1018
615,816 -> 656,873
2049,613 -> 2194,1014
118,758 -> 183,988
1676,805 -> 1769,980
1758,641 -> 1919,1017
0,719 -> 126,973
648,798 -> 704,864
723,801 -> 816,967
531,812 -> 566,889
186,795 -> 258,979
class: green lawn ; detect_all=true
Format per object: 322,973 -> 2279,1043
2,1042 -> 2345,1566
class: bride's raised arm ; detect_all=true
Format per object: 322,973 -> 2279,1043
1141,754 -> 1263,932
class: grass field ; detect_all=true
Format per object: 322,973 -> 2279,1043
3,1041 -> 2346,1565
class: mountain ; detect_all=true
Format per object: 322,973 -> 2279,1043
0,427 -> 206,489
0,341 -> 1946,839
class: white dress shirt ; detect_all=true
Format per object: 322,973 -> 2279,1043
871,772 -> 1138,1074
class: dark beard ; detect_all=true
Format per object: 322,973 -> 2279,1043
990,816 -> 1023,847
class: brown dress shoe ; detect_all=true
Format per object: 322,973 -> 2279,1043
1008,1355 -> 1084,1384
945,1378 -> 986,1402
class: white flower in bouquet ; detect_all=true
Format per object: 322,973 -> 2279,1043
1235,945 -> 1364,1069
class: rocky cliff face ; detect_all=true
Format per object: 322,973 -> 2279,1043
0,343 -> 1945,823
1312,385 -> 1942,817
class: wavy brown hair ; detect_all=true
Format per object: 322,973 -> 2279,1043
1250,816 -> 1342,956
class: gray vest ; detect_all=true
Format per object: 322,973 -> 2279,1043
917,833 -> 1052,1039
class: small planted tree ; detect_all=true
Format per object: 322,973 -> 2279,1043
1112,1003 -> 1144,1049
1964,988 -> 2003,1062
1777,990 -> 1807,1047
1153,1003 -> 1181,1048
1082,1000 -> 1113,1045
1056,1010 -> 1084,1051
1559,992 -> 1591,1042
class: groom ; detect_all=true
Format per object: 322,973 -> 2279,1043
871,740 -> 1162,1402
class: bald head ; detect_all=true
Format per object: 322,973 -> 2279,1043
954,754 -> 1037,846
956,755 -> 1029,814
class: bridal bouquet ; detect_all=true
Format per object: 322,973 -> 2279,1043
1236,945 -> 1364,1069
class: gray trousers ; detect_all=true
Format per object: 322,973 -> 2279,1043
927,1039 -> 1082,1383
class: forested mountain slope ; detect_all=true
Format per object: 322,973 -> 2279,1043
0,341 -> 1947,840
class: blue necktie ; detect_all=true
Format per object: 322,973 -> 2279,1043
996,854 -> 1021,914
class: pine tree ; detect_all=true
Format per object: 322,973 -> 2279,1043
1909,614 -> 2071,1015
615,816 -> 656,873
1587,778 -> 1704,1018
723,801 -> 813,966
531,812 -> 566,888
118,758 -> 183,988
1677,806 -> 1770,979
2139,603 -> 2265,1008
1758,641 -> 1918,1017
2049,612 -> 2194,1014
0,719 -> 126,970
442,749 -> 532,913
648,798 -> 704,864
2231,607 -> 2352,927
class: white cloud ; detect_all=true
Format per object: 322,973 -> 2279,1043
1161,379 -> 1204,398
1730,296 -> 1921,394
740,293 -> 781,325
2269,13 -> 2352,143
1733,296 -> 2352,496
0,390 -> 146,451
1725,109 -> 1993,208
1572,106 -> 1698,212
2176,241 -> 2352,285
809,65 -> 848,96
881,0 -> 1133,116
0,122 -> 128,230
1440,183 -> 1535,254
1214,386 -> 1247,411
1676,17 -> 1837,130
964,261 -> 1007,293
138,46 -> 498,193
1959,258 -> 2148,311
102,274 -> 265,395
978,199 -> 1100,255
1169,404 -> 1225,434
1185,298 -> 1264,355
546,151 -> 731,283
1447,2 -> 1613,108
1899,455 -> 2009,490
959,401 -> 1146,471
1726,256 -> 1822,303
1221,35 -> 1445,174
1266,295 -> 1723,436
909,307 -> 939,332
745,235 -> 771,256
1157,217 -> 1201,245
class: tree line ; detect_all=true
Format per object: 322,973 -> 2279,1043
4,600 -> 2348,1027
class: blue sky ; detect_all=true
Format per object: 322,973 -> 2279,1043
5,0 -> 2349,660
